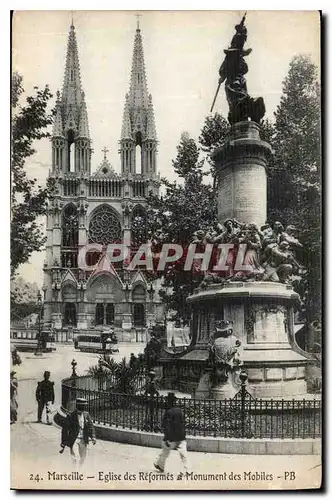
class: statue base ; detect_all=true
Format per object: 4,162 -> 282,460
210,374 -> 239,400
187,281 -> 309,399
212,121 -> 272,228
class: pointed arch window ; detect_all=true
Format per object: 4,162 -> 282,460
131,205 -> 147,247
67,129 -> 75,172
62,204 -> 78,247
135,145 -> 142,174
135,132 -> 142,174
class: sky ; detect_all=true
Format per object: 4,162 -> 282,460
12,10 -> 320,287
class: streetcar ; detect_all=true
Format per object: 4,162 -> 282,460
10,329 -> 56,353
74,331 -> 119,353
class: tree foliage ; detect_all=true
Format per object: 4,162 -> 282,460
199,112 -> 230,182
11,72 -> 54,276
141,132 -> 218,322
10,276 -> 40,321
267,55 -> 321,322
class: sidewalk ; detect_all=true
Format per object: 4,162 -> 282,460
11,345 -> 321,490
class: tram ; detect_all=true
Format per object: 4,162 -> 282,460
10,329 -> 56,353
74,331 -> 119,353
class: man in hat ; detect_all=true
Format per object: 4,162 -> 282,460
154,392 -> 189,474
36,371 -> 55,424
10,370 -> 18,424
60,398 -> 96,467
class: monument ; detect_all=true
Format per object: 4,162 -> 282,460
162,14 -> 309,399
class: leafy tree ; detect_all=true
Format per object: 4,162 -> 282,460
11,72 -> 54,276
10,277 -> 40,321
267,55 -> 321,323
199,112 -> 230,183
142,132 -> 218,323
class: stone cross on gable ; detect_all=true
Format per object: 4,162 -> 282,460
102,147 -> 109,160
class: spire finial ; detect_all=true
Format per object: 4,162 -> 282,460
70,10 -> 75,28
102,147 -> 109,160
136,13 -> 141,31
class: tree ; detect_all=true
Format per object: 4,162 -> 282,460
199,112 -> 230,183
11,72 -> 54,276
143,132 -> 218,322
10,277 -> 40,321
267,55 -> 321,322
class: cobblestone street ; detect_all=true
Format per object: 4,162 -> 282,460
11,345 -> 321,490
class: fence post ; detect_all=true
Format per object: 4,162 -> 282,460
71,359 -> 78,410
239,370 -> 248,438
97,358 -> 104,391
71,358 -> 77,383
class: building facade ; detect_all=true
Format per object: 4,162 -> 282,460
43,21 -> 164,341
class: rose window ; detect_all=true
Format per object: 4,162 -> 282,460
88,206 -> 121,245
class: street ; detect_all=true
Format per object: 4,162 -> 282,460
11,344 -> 321,490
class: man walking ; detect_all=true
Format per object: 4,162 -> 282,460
60,398 -> 96,467
154,392 -> 189,474
36,371 -> 55,424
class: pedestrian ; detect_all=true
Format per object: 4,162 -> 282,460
144,370 -> 159,432
60,398 -> 96,467
36,370 -> 55,424
10,371 -> 18,424
154,392 -> 189,474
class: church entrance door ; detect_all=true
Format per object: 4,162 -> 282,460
133,303 -> 145,327
64,303 -> 77,327
95,303 -> 115,326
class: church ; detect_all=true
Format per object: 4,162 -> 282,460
42,19 -> 164,341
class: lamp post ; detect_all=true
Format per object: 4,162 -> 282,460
34,291 -> 43,356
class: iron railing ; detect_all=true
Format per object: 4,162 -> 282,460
61,376 -> 321,440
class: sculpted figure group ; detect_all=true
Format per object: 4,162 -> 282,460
193,218 -> 303,285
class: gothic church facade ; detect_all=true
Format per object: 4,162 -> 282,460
43,21 -> 164,340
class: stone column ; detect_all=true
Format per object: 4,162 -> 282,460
212,121 -> 272,228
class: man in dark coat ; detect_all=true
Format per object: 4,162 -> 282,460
60,398 -> 96,466
36,371 -> 55,424
154,392 -> 189,473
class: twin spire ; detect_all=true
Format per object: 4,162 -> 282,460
53,23 -> 90,139
121,23 -> 157,141
53,17 -> 157,175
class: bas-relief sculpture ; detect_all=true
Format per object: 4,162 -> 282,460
194,218 -> 304,286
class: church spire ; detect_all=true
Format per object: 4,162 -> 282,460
120,19 -> 158,177
127,19 -> 149,114
61,22 -> 83,114
51,21 -> 92,174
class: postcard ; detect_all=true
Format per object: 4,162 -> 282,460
10,10 -> 322,490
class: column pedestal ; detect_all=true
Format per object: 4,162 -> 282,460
187,282 -> 308,399
212,121 -> 272,228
